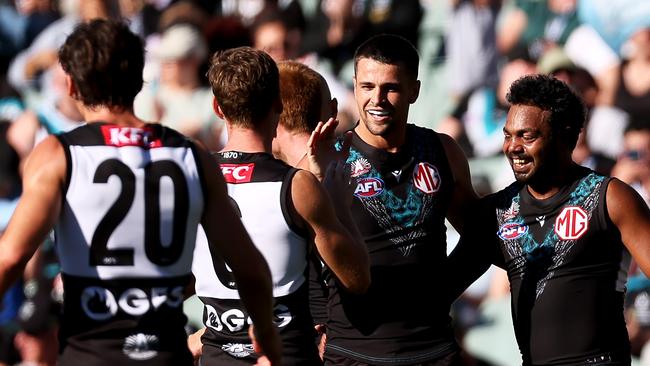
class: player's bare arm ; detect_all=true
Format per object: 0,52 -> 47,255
0,135 -> 65,297
291,168 -> 370,294
439,132 -> 479,235
606,178 -> 650,277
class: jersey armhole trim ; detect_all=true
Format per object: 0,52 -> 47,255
600,177 -> 614,229
189,141 -> 209,207
55,134 -> 72,196
281,168 -> 308,238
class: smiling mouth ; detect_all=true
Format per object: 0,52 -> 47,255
510,157 -> 531,172
367,109 -> 390,119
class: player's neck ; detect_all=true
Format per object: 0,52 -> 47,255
222,125 -> 272,154
78,103 -> 144,127
279,132 -> 309,166
354,122 -> 405,153
526,162 -> 581,200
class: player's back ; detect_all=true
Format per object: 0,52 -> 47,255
55,122 -> 204,365
193,151 -> 320,365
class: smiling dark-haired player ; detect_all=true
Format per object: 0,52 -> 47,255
448,74 -> 650,365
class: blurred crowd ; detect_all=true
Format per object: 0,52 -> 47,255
2,0 -> 650,365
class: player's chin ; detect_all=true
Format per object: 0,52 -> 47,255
363,119 -> 394,137
513,170 -> 534,184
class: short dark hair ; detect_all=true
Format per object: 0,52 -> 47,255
207,47 -> 279,128
278,61 -> 325,134
507,74 -> 586,149
353,34 -> 419,81
58,19 -> 144,111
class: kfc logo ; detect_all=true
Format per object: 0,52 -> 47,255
101,126 -> 161,148
220,164 -> 255,183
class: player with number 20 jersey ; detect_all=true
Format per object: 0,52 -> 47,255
55,122 -> 203,364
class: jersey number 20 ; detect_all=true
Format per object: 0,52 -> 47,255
90,158 -> 189,267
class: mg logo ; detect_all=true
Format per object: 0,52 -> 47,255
554,206 -> 589,240
413,162 -> 441,194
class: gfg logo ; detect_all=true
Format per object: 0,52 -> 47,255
354,177 -> 384,198
81,286 -> 184,321
555,206 -> 588,240
205,304 -> 292,332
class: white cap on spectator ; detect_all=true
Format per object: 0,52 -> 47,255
154,24 -> 207,61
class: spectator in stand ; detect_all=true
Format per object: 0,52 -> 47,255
612,120 -> 650,206
134,23 -> 224,151
7,0 -> 111,93
7,62 -> 82,162
437,57 -> 536,158
611,27 -> 650,123
0,120 -> 23,366
300,0 -> 423,78
445,0 -> 501,99
497,0 -> 580,60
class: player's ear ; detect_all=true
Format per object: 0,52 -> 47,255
65,74 -> 78,99
409,80 -> 420,104
212,97 -> 226,119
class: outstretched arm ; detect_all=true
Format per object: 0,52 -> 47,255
439,133 -> 479,235
292,167 -> 370,294
0,135 -> 65,297
607,179 -> 650,277
446,198 -> 500,303
196,147 -> 282,365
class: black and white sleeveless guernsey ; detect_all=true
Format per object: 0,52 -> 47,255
487,167 -> 631,365
325,124 -> 459,365
192,151 -> 320,365
55,122 -> 205,365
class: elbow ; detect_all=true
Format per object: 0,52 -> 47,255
0,253 -> 29,294
353,275 -> 371,295
341,269 -> 371,295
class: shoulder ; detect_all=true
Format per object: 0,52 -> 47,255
604,177 -> 650,232
27,134 -> 64,156
606,178 -> 643,209
406,124 -> 456,152
22,135 -> 66,183
436,131 -> 471,171
490,182 -> 523,208
290,168 -> 320,190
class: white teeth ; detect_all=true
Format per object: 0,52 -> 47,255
513,158 -> 526,165
368,110 -> 389,116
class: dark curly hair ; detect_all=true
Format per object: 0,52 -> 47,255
207,47 -> 279,128
507,74 -> 586,149
58,19 -> 144,111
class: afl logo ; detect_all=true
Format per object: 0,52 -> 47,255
497,222 -> 528,240
413,162 -> 441,194
354,177 -> 384,198
554,206 -> 588,240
